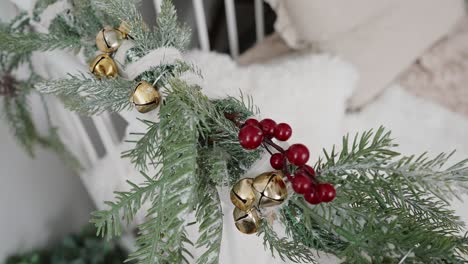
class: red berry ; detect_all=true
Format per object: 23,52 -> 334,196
296,165 -> 316,178
239,125 -> 264,150
259,118 -> 277,136
318,183 -> 336,203
270,153 -> 285,170
304,188 -> 321,204
287,144 -> 310,166
274,123 -> 292,141
291,175 -> 313,194
244,118 -> 259,127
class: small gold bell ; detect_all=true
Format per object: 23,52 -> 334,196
131,81 -> 161,113
89,54 -> 118,78
96,26 -> 124,53
230,178 -> 256,211
233,207 -> 261,234
252,171 -> 288,208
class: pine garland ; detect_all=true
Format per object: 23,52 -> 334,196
36,74 -> 136,115
0,12 -> 78,167
2,0 -> 468,263
122,119 -> 161,172
282,127 -> 468,263
91,172 -> 160,240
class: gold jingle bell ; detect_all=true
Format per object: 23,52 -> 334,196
89,54 -> 118,78
233,207 -> 261,234
230,178 -> 256,211
252,171 -> 288,208
96,26 -> 124,53
131,81 -> 161,113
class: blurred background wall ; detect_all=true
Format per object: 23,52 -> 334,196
0,1 -> 94,260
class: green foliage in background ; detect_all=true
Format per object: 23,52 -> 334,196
5,225 -> 130,264
0,11 -> 78,168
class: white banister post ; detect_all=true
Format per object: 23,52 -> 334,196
254,0 -> 265,42
193,0 -> 211,51
224,0 -> 239,58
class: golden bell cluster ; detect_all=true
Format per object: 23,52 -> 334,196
89,24 -> 128,78
89,25 -> 161,113
230,171 -> 288,234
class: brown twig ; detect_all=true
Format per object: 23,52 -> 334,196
0,73 -> 18,97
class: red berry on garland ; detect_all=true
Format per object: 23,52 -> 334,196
274,123 -> 292,141
239,125 -> 264,150
318,183 -> 336,203
304,188 -> 321,204
259,118 -> 277,137
291,175 -> 313,194
287,144 -> 310,166
297,165 -> 316,178
244,118 -> 259,127
270,153 -> 285,170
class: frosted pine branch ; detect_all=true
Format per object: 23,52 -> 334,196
90,173 -> 160,240
0,30 -> 81,55
36,74 -> 135,115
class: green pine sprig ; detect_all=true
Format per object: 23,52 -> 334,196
258,222 -> 317,263
36,74 -> 135,115
0,30 -> 82,55
122,119 -> 161,172
194,182 -> 223,264
91,173 -> 160,240
282,127 -> 468,263
128,83 -> 200,264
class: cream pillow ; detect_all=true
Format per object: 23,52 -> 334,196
266,0 -> 465,109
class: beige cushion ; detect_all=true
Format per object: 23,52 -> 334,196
265,0 -> 466,109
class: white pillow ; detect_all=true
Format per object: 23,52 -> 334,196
265,0 -> 465,109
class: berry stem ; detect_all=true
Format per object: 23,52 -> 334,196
263,143 -> 274,155
263,137 -> 286,154
224,112 -> 242,127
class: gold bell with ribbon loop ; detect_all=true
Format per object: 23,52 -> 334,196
230,178 -> 256,211
131,81 -> 161,113
89,54 -> 118,78
233,207 -> 261,234
95,26 -> 125,53
252,171 -> 288,208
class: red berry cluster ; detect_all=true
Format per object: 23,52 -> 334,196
238,118 -> 336,205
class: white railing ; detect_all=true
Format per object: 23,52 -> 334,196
155,0 -> 265,57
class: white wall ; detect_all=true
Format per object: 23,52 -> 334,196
0,121 -> 95,260
0,1 -> 95,261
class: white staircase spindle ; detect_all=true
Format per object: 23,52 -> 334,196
224,0 -> 239,58
254,0 -> 265,42
153,0 -> 163,15
91,114 -> 128,180
193,0 -> 211,51
91,114 -> 120,153
52,100 -> 98,168
68,113 -> 98,167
